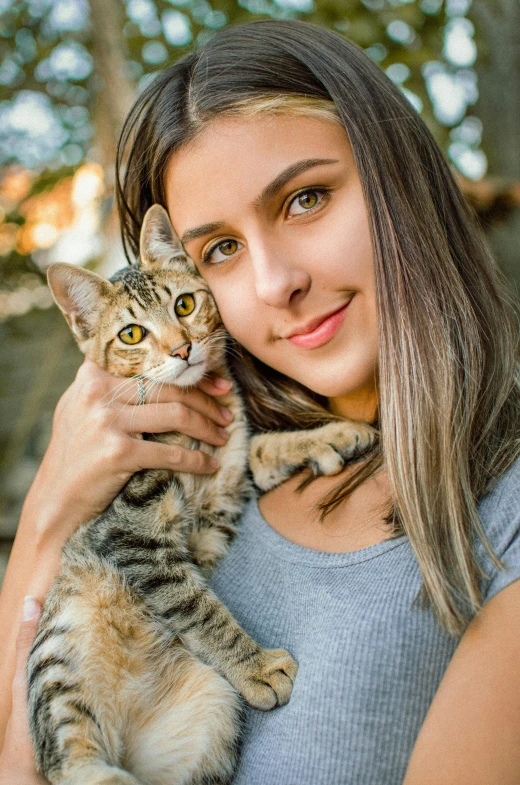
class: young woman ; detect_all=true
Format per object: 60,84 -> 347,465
1,19 -> 519,785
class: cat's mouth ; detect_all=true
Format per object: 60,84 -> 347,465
167,359 -> 206,387
144,355 -> 207,388
176,362 -> 206,387
185,359 -> 204,371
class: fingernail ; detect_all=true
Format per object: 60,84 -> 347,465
214,377 -> 232,390
218,427 -> 229,440
219,407 -> 233,422
210,457 -> 220,469
22,596 -> 41,622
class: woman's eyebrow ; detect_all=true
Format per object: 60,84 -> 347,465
253,157 -> 339,209
180,158 -> 338,247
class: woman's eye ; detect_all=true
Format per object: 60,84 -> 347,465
203,238 -> 242,265
118,324 -> 147,345
287,189 -> 327,217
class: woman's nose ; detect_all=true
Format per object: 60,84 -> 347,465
250,244 -> 311,308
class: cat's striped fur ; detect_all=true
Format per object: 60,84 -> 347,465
28,205 -> 375,785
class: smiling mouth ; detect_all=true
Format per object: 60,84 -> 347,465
285,301 -> 351,349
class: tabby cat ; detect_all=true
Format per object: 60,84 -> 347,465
28,204 -> 375,785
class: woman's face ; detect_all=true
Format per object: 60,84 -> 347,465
164,112 -> 379,418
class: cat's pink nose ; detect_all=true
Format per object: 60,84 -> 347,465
170,342 -> 191,361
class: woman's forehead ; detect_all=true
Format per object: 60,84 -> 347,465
164,113 -> 354,225
167,112 -> 352,175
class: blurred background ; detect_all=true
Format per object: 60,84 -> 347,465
0,0 -> 519,580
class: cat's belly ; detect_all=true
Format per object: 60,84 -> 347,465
30,559 -> 241,785
124,646 -> 240,785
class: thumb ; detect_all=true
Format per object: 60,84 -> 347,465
7,597 -> 42,746
1,598 -> 46,782
14,597 -> 41,680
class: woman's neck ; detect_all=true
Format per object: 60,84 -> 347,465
328,384 -> 378,423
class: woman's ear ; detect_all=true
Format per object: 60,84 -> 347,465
139,204 -> 196,273
47,262 -> 111,341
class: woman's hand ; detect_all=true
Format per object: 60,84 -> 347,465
21,357 -> 234,547
0,598 -> 47,785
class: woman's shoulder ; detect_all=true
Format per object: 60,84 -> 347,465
477,454 -> 520,604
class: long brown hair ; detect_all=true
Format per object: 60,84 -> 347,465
116,19 -> 520,635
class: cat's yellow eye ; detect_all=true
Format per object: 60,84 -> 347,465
118,324 -> 146,345
175,293 -> 195,317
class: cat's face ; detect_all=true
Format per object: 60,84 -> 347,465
47,206 -> 225,387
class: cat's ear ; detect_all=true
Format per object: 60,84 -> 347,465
47,263 -> 111,341
139,204 -> 196,273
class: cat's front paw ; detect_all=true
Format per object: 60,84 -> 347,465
250,421 -> 377,492
290,421 -> 377,482
315,420 -> 376,464
234,648 -> 298,710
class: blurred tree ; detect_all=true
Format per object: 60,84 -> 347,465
470,0 -> 520,291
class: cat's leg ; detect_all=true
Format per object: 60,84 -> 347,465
187,525 -> 236,574
249,419 -> 377,491
186,384 -> 252,572
186,425 -> 253,573
132,557 -> 298,711
103,484 -> 297,712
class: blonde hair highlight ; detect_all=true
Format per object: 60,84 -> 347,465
116,20 -> 520,636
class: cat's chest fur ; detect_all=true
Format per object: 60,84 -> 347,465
66,380 -> 252,578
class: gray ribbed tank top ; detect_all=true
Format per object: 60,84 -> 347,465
210,457 -> 520,785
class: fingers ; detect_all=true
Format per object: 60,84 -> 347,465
131,439 -> 220,474
71,361 -> 232,474
197,374 -> 233,397
103,376 -> 233,427
120,401 -> 230,446
75,359 -> 234,428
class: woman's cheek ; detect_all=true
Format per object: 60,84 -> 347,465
214,290 -> 256,348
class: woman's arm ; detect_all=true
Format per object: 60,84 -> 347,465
0,599 -> 46,784
0,358 -> 233,746
403,578 -> 520,784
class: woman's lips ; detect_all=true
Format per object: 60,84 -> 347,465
287,301 -> 351,349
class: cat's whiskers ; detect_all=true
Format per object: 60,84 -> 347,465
202,331 -> 234,362
203,329 -> 227,345
99,376 -> 148,432
102,375 -> 144,409
151,376 -> 170,431
103,372 -> 159,431
127,374 -> 164,433
219,341 -> 243,364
